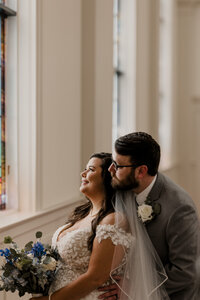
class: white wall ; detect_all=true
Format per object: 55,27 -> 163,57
177,0 -> 200,214
81,0 -> 113,166
94,0 -> 113,153
36,0 -> 82,210
7,0 -> 82,214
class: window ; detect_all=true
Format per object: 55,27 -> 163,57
158,0 -> 175,169
112,0 -> 136,145
0,1 -> 16,210
112,0 -> 120,142
0,3 -> 6,210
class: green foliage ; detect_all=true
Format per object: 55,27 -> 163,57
36,232 -> 42,239
4,236 -> 13,244
0,232 -> 60,297
153,202 -> 161,215
24,241 -> 33,252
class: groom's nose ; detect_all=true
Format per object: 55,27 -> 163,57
108,163 -> 115,173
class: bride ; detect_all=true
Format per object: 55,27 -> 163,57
30,152 -> 168,300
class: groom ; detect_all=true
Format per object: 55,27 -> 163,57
99,132 -> 200,300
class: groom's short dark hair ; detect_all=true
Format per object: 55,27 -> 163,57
115,132 -> 160,176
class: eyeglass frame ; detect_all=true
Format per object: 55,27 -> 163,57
111,160 -> 139,170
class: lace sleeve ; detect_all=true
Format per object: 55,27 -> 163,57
96,224 -> 134,249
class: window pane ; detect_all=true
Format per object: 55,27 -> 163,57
112,0 -> 136,145
112,0 -> 120,142
159,0 -> 173,169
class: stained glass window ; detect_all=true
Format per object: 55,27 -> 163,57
0,1 -> 16,210
0,0 -> 6,210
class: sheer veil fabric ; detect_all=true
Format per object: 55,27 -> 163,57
111,191 -> 169,300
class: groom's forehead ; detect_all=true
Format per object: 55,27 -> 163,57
112,151 -> 132,163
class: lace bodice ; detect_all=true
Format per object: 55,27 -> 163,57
50,223 -> 134,300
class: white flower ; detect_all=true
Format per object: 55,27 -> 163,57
137,204 -> 153,223
42,257 -> 57,271
27,253 -> 34,259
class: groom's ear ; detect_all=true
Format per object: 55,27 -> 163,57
135,165 -> 148,179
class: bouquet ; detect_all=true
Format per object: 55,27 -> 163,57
0,232 -> 60,297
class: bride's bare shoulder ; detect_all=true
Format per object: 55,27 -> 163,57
99,212 -> 129,231
99,212 -> 116,225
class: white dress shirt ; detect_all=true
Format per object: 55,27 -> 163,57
135,175 -> 157,205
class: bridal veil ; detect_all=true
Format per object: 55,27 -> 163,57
111,190 -> 169,300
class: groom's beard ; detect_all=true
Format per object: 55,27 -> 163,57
111,169 -> 139,191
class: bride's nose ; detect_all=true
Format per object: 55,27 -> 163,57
80,169 -> 87,177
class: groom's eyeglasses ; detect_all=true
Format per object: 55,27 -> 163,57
112,160 -> 138,170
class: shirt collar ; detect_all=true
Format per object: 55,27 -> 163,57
136,175 -> 157,205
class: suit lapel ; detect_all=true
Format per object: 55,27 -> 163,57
147,172 -> 164,202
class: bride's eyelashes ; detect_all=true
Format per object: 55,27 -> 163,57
89,167 -> 95,171
81,166 -> 97,177
84,167 -> 95,172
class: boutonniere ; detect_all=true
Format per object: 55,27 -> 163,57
137,198 -> 161,224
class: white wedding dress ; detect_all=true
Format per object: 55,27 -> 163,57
49,223 -> 134,300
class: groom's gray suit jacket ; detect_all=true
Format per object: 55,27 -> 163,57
145,172 -> 200,300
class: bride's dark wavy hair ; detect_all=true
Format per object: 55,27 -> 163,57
66,152 -> 115,251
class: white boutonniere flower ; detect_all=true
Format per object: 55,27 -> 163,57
137,198 -> 161,224
137,204 -> 153,223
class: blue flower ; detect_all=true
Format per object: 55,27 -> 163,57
31,242 -> 46,258
0,248 -> 11,259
